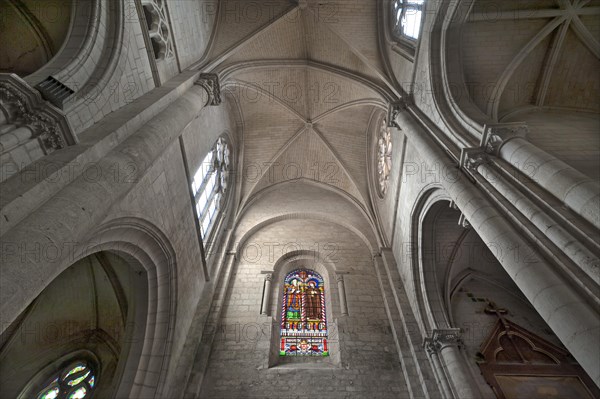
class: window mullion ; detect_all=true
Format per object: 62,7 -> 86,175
198,182 -> 219,221
194,162 -> 217,198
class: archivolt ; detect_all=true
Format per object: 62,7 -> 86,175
70,216 -> 177,399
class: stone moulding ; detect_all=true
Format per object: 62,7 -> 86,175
481,123 -> 529,156
459,147 -> 489,175
424,328 -> 463,353
0,73 -> 76,153
195,73 -> 222,106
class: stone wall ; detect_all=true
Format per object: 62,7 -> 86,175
199,215 -> 409,398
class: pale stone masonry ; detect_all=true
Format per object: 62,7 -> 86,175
0,1 -> 599,398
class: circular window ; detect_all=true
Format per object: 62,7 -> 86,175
377,118 -> 393,196
36,361 -> 96,399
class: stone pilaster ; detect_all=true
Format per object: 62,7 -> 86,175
335,273 -> 349,316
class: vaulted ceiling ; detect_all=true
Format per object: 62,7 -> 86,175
462,0 -> 600,121
195,0 -> 397,215
193,0 -> 600,218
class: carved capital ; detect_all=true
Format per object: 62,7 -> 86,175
423,338 -> 438,355
458,213 -> 471,229
195,73 -> 221,106
424,328 -> 463,354
260,270 -> 273,280
481,123 -> 528,156
460,147 -> 489,174
0,74 -> 75,153
387,98 -> 410,128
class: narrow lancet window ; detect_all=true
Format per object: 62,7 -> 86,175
280,269 -> 328,356
191,137 -> 230,240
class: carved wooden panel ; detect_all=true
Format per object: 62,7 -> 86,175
477,319 -> 599,399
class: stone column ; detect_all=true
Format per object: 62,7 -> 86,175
482,123 -> 600,229
260,272 -> 273,315
393,108 -> 600,384
424,329 -> 479,399
0,73 -> 220,333
465,151 -> 600,284
335,273 -> 349,316
424,339 -> 453,398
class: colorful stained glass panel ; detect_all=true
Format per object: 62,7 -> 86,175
67,371 -> 90,386
63,366 -> 86,380
280,269 -> 328,356
68,387 -> 87,399
39,387 -> 60,399
33,361 -> 96,399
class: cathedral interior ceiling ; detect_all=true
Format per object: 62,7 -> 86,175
462,0 -> 600,120
191,0 -> 397,218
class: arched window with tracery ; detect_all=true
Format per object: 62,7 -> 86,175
392,0 -> 425,40
280,269 -> 328,356
35,361 -> 96,399
191,137 -> 231,240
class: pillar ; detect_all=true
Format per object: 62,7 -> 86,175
424,339 -> 453,398
424,329 -> 479,398
482,123 -> 600,229
394,107 -> 600,384
0,73 -> 220,333
472,157 -> 599,284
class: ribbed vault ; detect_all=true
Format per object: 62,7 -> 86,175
462,0 -> 600,120
196,0 -> 398,217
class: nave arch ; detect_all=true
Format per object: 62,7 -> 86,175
413,188 -> 600,398
0,217 -> 178,399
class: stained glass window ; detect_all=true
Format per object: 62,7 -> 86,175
36,362 -> 96,399
191,137 -> 230,240
280,269 -> 328,356
392,0 -> 425,40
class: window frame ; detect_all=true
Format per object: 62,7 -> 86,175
389,0 -> 426,58
279,268 -> 329,357
191,137 -> 231,245
30,360 -> 98,399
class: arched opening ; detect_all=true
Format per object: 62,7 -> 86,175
0,251 -> 146,399
191,136 -> 232,242
0,0 -> 72,77
418,198 -> 599,398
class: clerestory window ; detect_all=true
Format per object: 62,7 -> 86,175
191,137 -> 230,240
392,0 -> 425,41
